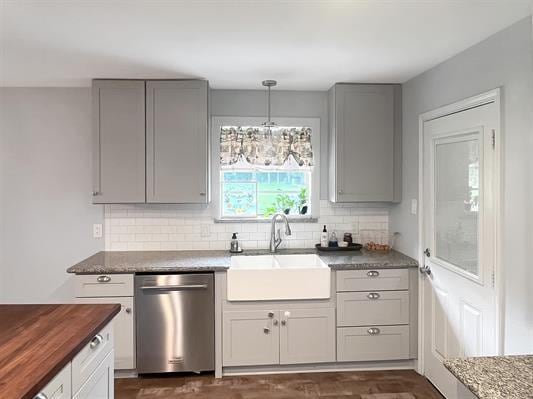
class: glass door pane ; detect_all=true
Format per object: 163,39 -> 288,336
434,135 -> 480,276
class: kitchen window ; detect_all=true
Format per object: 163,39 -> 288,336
213,117 -> 320,221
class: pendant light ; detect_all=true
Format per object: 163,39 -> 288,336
261,80 -> 277,128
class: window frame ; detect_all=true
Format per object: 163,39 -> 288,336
211,116 -> 321,221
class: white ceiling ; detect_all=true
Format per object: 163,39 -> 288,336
0,0 -> 531,90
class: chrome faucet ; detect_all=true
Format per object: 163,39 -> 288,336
270,213 -> 292,252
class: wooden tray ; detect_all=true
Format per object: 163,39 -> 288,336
315,243 -> 362,252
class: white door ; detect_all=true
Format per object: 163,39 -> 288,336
422,101 -> 499,398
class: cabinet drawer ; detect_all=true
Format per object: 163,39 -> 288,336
72,322 -> 113,394
35,362 -> 71,399
337,325 -> 410,362
337,291 -> 409,326
336,269 -> 408,292
74,274 -> 134,297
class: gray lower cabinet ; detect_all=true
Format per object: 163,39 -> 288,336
146,80 -> 209,203
337,326 -> 410,362
279,308 -> 336,365
337,291 -> 409,327
223,310 -> 280,366
222,307 -> 335,367
92,80 -> 146,203
328,83 -> 401,202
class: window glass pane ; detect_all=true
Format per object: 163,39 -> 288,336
221,170 -> 311,219
222,182 -> 256,217
434,137 -> 479,276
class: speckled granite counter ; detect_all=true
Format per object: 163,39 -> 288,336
444,355 -> 533,399
67,249 -> 417,274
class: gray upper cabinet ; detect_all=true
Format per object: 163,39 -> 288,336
92,80 -> 146,203
146,80 -> 209,203
328,83 -> 401,202
92,79 -> 209,204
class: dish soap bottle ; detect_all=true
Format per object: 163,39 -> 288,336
320,225 -> 329,247
230,232 -> 242,253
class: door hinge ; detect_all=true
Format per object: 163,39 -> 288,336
491,129 -> 496,149
491,270 -> 495,288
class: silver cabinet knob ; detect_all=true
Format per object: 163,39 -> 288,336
34,393 -> 48,399
263,327 -> 270,334
367,292 -> 380,300
96,275 -> 111,283
367,270 -> 380,277
89,334 -> 103,349
367,327 -> 381,335
281,320 -> 287,326
125,307 -> 132,314
420,265 -> 432,276
273,319 -> 279,326
338,189 -> 344,195
268,311 -> 274,318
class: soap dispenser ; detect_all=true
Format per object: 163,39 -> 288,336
230,232 -> 242,253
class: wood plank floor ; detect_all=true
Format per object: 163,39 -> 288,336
115,370 -> 445,398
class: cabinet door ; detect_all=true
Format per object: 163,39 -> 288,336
331,84 -> 400,202
146,80 -> 209,203
92,80 -> 146,203
279,308 -> 336,365
73,351 -> 114,399
76,297 -> 135,370
222,310 -> 279,366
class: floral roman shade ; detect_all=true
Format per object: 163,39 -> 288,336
220,126 -> 313,168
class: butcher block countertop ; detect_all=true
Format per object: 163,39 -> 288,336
0,304 -> 120,399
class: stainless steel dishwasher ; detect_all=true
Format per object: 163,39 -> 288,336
135,273 -> 214,374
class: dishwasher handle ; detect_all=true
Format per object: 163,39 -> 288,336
139,284 -> 208,291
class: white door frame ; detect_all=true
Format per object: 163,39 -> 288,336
417,88 -> 503,374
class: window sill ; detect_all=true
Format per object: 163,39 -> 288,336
214,217 -> 318,224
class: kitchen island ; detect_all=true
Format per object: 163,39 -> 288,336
0,304 -> 119,399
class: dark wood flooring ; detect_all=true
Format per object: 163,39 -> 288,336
115,370 -> 444,398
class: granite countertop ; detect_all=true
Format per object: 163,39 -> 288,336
444,355 -> 533,399
67,249 -> 417,274
0,304 -> 120,399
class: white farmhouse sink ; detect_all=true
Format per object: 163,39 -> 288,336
227,254 -> 331,301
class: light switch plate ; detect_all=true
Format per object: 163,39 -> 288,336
411,199 -> 418,215
93,223 -> 103,238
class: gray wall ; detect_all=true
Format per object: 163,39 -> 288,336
0,88 -> 104,302
390,17 -> 533,354
211,89 -> 329,198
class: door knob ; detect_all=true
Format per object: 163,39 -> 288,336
125,307 -> 132,314
424,248 -> 431,257
420,265 -> 432,276
263,327 -> 270,334
268,311 -> 274,318
273,319 -> 279,326
281,320 -> 287,326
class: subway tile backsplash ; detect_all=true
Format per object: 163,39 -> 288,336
104,200 -> 389,251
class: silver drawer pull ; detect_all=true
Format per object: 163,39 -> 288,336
367,327 -> 381,335
34,393 -> 48,399
89,334 -> 103,349
96,275 -> 111,283
367,270 -> 380,277
367,292 -> 380,300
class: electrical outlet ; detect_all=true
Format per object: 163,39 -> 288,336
93,223 -> 103,238
411,199 -> 418,215
200,224 -> 210,238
